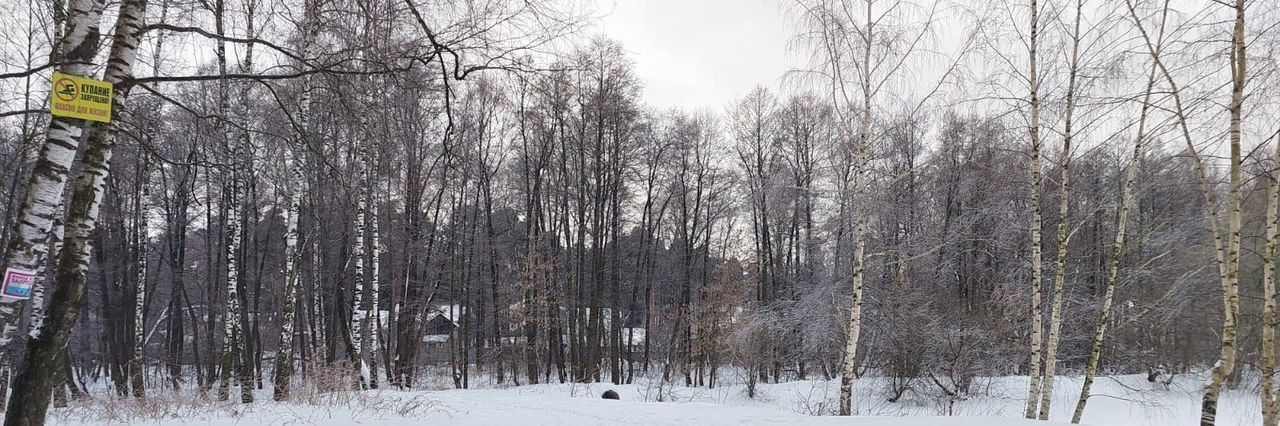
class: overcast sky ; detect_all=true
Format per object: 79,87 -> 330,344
588,0 -> 802,112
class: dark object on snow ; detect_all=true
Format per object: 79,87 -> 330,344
602,390 -> 620,400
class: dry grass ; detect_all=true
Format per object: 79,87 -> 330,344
47,367 -> 441,424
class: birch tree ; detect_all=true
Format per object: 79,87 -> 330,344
1070,50 -> 1163,426
790,0 -> 947,414
370,197 -> 382,387
272,0 -> 320,399
349,137 -> 371,389
1036,0 -> 1086,419
213,0 -> 255,403
798,0 -> 877,415
1123,0 -> 1246,423
0,0 -> 107,386
4,0 -> 150,418
1203,4 -> 1245,419
1264,130 -> 1280,426
272,162 -> 303,400
1022,0 -> 1045,418
130,161 -> 150,398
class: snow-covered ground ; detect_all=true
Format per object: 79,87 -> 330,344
47,373 -> 1263,425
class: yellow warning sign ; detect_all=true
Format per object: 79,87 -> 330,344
50,71 -> 113,123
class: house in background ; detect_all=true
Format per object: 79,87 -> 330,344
415,304 -> 652,365
421,305 -> 463,363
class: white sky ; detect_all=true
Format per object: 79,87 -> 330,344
588,0 -> 802,112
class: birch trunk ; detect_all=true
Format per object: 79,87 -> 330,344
0,0 -> 106,365
1199,3 -> 1245,424
1023,0 -> 1045,418
13,210 -> 65,409
4,0 -> 149,419
838,221 -> 866,416
20,0 -> 82,342
1037,1 -> 1082,419
216,147 -> 244,402
369,198 -> 381,389
131,166 -> 149,398
272,163 -> 303,400
1071,60 -> 1160,425
214,0 -> 249,402
837,1 -> 875,415
236,2 -> 257,403
1262,133 -> 1280,426
350,161 -> 370,389
273,0 -> 317,398
27,215 -> 65,341
310,236 -> 324,361
1121,1 -> 1241,423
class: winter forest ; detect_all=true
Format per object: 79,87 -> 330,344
0,0 -> 1277,424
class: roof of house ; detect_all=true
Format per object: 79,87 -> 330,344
426,304 -> 465,324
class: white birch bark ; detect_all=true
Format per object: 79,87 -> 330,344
1071,58 -> 1160,425
838,4 -> 875,411
27,212 -> 65,341
217,151 -> 244,402
838,219 -> 866,416
369,198 -> 381,388
350,160 -> 369,389
273,163 -> 304,400
213,0 -> 248,402
234,2 -> 257,404
1037,0 -> 1083,419
1023,0 -> 1045,418
131,167 -> 150,398
1199,3 -> 1245,424
0,0 -> 106,349
311,236 -> 324,357
1262,132 -> 1280,426
1124,1 -> 1245,423
273,0 -> 317,399
3,0 -> 149,417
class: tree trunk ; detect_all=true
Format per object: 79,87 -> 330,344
1038,1 -> 1082,419
838,223 -> 866,416
349,156 -> 369,389
369,198 -> 381,389
1071,58 -> 1159,425
273,163 -> 304,401
4,0 -> 148,420
0,0 -> 107,384
1023,0 -> 1045,418
212,0 -> 251,403
130,163 -> 149,398
838,2 -> 876,415
1263,131 -> 1280,426
1199,3 -> 1245,424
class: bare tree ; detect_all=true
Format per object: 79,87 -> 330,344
1122,0 -> 1247,423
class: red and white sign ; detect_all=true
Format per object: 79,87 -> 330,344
1,267 -> 36,300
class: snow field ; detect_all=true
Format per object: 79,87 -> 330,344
47,373 -> 1264,425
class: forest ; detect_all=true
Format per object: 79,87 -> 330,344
0,0 -> 1276,424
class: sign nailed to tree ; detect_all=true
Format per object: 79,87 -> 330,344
1,267 -> 35,300
50,71 -> 113,123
